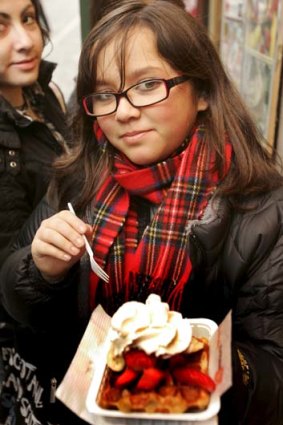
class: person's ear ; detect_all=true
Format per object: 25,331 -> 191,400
197,96 -> 208,112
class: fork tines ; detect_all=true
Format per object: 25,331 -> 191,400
67,202 -> 109,283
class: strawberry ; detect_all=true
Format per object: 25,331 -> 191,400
124,349 -> 156,371
136,367 -> 165,391
172,367 -> 216,393
162,370 -> 174,386
114,368 -> 139,389
168,353 -> 188,369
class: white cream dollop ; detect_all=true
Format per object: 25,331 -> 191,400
108,294 -> 192,361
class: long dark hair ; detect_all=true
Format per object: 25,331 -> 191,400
32,0 -> 50,44
49,0 -> 283,212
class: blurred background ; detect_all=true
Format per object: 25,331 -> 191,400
41,0 -> 81,102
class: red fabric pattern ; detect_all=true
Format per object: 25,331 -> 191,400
89,125 -> 232,312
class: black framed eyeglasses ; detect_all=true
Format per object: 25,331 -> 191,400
82,75 -> 189,117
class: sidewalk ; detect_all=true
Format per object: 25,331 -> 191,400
41,0 -> 82,102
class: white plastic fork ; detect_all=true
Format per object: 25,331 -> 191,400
67,202 -> 109,283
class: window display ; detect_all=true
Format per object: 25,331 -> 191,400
220,0 -> 283,150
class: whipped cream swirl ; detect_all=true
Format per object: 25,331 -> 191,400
108,294 -> 192,361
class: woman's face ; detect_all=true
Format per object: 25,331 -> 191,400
96,27 -> 208,166
0,0 -> 43,106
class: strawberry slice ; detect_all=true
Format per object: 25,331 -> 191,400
114,368 -> 139,389
124,349 -> 156,371
168,353 -> 188,369
172,367 -> 216,393
136,367 -> 165,391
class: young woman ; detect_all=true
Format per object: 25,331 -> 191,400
0,0 -> 68,265
0,0 -> 69,424
1,1 -> 283,424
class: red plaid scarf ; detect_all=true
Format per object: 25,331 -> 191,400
89,125 -> 232,313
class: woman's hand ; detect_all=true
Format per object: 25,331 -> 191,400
31,210 -> 92,281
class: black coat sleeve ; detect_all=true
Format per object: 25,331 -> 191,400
0,198 -> 79,330
11,196 -> 55,249
224,193 -> 283,425
190,190 -> 283,425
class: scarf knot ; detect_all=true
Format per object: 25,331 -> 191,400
113,153 -> 183,204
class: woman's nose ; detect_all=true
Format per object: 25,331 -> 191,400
115,96 -> 141,121
12,25 -> 34,50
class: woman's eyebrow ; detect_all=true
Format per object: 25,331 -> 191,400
0,12 -> 10,20
0,5 -> 35,20
21,4 -> 36,16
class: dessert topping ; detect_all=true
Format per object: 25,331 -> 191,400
107,294 -> 192,371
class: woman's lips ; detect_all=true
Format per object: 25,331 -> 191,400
11,58 -> 38,71
121,130 -> 151,143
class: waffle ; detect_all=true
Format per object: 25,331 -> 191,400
97,336 -> 214,414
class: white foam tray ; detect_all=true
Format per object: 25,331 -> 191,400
86,318 -> 220,422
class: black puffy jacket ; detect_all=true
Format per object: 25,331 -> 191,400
1,187 -> 283,425
0,60 -> 68,267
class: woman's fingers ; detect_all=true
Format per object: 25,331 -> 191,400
37,216 -> 84,253
31,211 -> 92,279
32,239 -> 75,262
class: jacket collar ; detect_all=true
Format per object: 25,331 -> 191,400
0,60 -> 57,132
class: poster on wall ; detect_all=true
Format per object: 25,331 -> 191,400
220,0 -> 283,148
223,0 -> 244,19
242,53 -> 272,138
221,19 -> 245,88
246,0 -> 279,57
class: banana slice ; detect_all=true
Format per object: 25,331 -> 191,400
186,336 -> 205,354
107,346 -> 125,371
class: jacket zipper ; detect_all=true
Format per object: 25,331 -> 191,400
189,229 -> 206,265
50,377 -> 57,403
